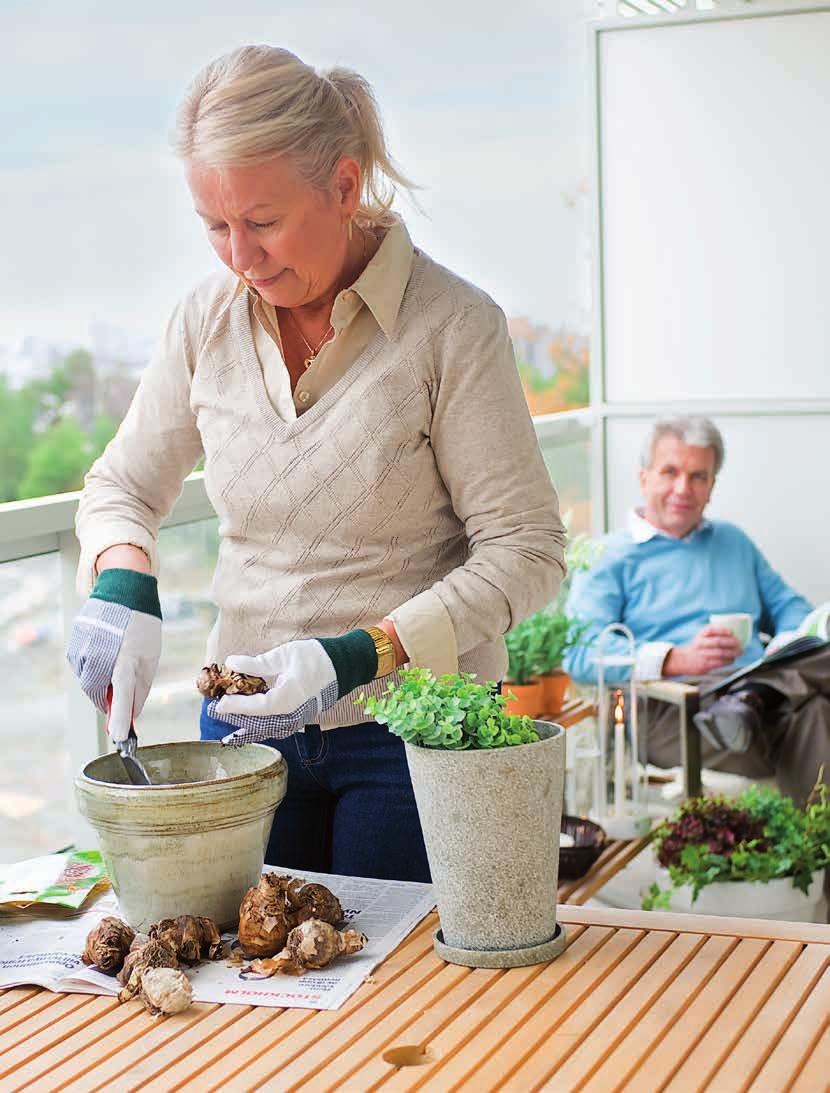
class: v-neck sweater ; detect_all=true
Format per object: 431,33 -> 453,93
76,248 -> 566,728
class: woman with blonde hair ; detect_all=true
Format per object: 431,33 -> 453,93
68,46 -> 566,881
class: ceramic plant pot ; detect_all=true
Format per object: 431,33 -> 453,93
653,869 -> 826,922
540,670 -> 570,716
405,720 -> 567,968
502,679 -> 543,718
75,741 -> 287,931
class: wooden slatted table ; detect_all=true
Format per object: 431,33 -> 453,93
0,904 -> 827,1091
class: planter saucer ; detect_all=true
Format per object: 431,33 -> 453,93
433,922 -> 567,969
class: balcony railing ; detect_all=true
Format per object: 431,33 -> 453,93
0,411 -> 595,857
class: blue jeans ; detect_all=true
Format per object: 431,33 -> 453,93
200,701 -> 431,883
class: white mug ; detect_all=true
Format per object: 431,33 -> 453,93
709,612 -> 753,651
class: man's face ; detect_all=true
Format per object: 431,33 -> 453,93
639,434 -> 717,539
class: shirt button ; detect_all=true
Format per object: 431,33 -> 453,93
297,391 -> 311,405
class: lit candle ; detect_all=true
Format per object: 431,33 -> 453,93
613,690 -> 626,818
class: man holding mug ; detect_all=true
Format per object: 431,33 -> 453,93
564,416 -> 829,807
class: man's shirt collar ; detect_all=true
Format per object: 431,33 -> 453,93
628,508 -> 711,544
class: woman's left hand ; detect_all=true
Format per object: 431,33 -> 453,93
209,640 -> 340,744
210,628 -> 386,745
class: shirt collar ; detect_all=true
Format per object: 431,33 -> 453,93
628,508 -> 711,543
241,217 -> 414,340
344,217 -> 414,337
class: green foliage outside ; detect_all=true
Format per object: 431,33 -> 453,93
642,777 -> 830,910
0,349 -> 121,502
357,668 -> 540,750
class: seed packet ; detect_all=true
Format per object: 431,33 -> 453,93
0,850 -> 109,913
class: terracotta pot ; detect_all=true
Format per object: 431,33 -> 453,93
540,670 -> 570,716
502,679 -> 543,718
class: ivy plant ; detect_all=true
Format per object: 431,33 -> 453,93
642,775 -> 830,910
356,668 -> 540,750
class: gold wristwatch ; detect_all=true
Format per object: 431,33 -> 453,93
365,626 -> 398,679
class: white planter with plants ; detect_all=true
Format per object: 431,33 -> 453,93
642,781 -> 830,924
360,670 -> 567,968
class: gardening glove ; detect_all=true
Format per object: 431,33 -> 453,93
210,630 -> 382,746
66,568 -> 162,745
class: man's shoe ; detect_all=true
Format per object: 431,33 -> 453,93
694,690 -> 764,753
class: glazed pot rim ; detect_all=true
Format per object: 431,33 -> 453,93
76,740 -> 285,792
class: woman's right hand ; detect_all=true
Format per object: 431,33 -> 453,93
66,566 -> 162,744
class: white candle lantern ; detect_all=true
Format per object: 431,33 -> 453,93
591,624 -> 651,839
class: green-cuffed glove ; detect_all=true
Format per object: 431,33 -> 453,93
209,630 -> 381,745
67,569 -> 162,744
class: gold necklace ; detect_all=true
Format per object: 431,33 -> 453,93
289,312 -> 334,370
287,229 -> 370,370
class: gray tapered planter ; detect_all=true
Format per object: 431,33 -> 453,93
405,720 -> 566,968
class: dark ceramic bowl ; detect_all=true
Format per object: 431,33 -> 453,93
559,815 -> 607,879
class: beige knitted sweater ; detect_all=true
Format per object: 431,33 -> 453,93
76,248 -> 566,728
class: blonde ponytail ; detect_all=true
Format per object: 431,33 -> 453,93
173,46 -> 417,227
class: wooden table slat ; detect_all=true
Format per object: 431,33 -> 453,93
137,1003 -> 292,1093
619,936 -> 769,1092
388,925 -> 611,1093
663,940 -> 804,1093
258,960 -> 473,1092
56,1003 -> 221,1093
497,930 -> 678,1092
4,996 -> 144,1092
0,994 -> 95,1059
750,961 -> 830,1093
376,959 -> 553,1093
117,1003 -> 254,1091
452,928 -> 647,1092
200,918 -> 437,1088
0,988 -> 41,1020
583,933 -> 737,1092
708,944 -> 829,1092
0,989 -> 70,1039
333,965 -> 506,1093
1,899 -> 828,1091
788,1025 -> 830,1093
0,995 -> 117,1085
537,931 -> 707,1092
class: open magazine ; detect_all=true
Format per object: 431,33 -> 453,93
699,612 -> 830,695
0,866 -> 435,1011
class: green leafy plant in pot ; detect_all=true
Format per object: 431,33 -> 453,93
503,614 -> 545,717
531,610 -> 587,716
358,669 -> 567,967
642,775 -> 830,920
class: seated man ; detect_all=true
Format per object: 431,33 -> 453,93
563,415 -> 829,808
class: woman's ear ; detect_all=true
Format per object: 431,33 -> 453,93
334,156 -> 361,215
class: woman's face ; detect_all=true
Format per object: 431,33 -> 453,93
185,155 -> 359,309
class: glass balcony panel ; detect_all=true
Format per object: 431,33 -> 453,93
0,552 -> 68,862
536,416 -> 593,535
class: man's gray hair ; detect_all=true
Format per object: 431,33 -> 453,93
640,416 -> 725,475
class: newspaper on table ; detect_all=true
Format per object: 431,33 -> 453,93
0,865 -> 434,1011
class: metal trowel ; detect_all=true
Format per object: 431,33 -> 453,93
106,686 -> 152,785
116,727 -> 152,786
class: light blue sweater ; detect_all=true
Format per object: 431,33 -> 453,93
563,519 -> 812,684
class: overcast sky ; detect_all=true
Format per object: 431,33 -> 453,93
3,0 -> 591,348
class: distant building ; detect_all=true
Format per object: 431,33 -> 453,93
0,336 -> 69,389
